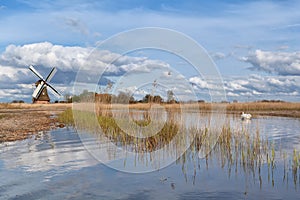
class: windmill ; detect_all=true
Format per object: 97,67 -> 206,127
29,65 -> 60,104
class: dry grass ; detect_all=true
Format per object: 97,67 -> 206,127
227,102 -> 300,111
92,101 -> 300,110
0,103 -> 21,109
227,102 -> 300,118
59,104 -> 300,187
92,102 -> 300,118
0,103 -> 72,109
1,101 -> 299,112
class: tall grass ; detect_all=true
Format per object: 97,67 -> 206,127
91,102 -> 300,111
88,102 -> 300,118
227,102 -> 300,112
57,108 -> 74,125
58,104 -> 300,188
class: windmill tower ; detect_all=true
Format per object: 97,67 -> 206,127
33,80 -> 50,103
29,65 -> 60,104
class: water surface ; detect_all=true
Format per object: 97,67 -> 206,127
0,115 -> 300,199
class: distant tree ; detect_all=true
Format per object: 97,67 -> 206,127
153,95 -> 163,103
64,93 -> 73,103
69,90 -> 95,102
113,91 -> 134,104
95,93 -> 112,103
79,90 -> 95,102
11,100 -> 24,103
72,95 -> 80,102
142,94 -> 163,103
167,90 -> 175,103
221,100 -> 230,104
142,94 -> 152,103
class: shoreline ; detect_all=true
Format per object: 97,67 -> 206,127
0,102 -> 299,143
0,103 -> 71,142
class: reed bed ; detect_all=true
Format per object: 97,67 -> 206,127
227,102 -> 300,111
92,102 -> 300,111
58,104 -> 300,187
81,101 -> 300,118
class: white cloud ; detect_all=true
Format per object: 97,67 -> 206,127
0,66 -> 30,80
189,77 -> 208,90
210,52 -> 226,60
0,42 -> 171,101
189,74 -> 300,101
227,92 -> 239,97
1,42 -> 91,71
241,50 -> 300,76
0,42 -> 169,75
189,77 -> 220,90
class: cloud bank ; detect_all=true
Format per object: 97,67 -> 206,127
0,42 -> 299,102
189,75 -> 300,101
0,42 -> 170,101
242,50 -> 300,76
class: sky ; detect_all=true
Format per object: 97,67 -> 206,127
0,0 -> 300,102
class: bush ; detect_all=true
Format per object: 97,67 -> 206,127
11,100 -> 24,103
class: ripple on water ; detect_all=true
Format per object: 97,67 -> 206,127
0,116 -> 299,199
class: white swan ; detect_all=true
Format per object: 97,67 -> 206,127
241,112 -> 252,120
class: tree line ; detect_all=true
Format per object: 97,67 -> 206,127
65,89 -> 179,104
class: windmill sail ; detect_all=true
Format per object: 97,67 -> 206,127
29,65 -> 44,80
32,81 -> 46,99
29,65 -> 61,103
47,83 -> 60,97
45,67 -> 57,82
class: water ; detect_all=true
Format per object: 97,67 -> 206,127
0,116 -> 300,199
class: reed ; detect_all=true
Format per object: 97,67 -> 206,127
91,101 -> 300,118
92,102 -> 300,111
292,149 -> 300,186
57,108 -> 74,125
58,104 -> 300,187
227,102 -> 300,112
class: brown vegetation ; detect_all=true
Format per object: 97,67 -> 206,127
0,103 -> 71,142
226,102 -> 300,118
93,102 -> 300,118
1,101 -> 299,143
59,104 -> 300,187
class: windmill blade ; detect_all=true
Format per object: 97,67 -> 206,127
29,65 -> 45,80
45,67 -> 57,82
46,83 -> 61,98
32,82 -> 46,99
29,65 -> 61,101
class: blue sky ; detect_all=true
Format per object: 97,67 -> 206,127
0,0 -> 300,102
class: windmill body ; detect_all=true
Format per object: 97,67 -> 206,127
33,80 -> 50,103
29,65 -> 60,104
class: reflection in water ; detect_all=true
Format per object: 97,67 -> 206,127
0,128 -> 97,174
0,115 -> 300,199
